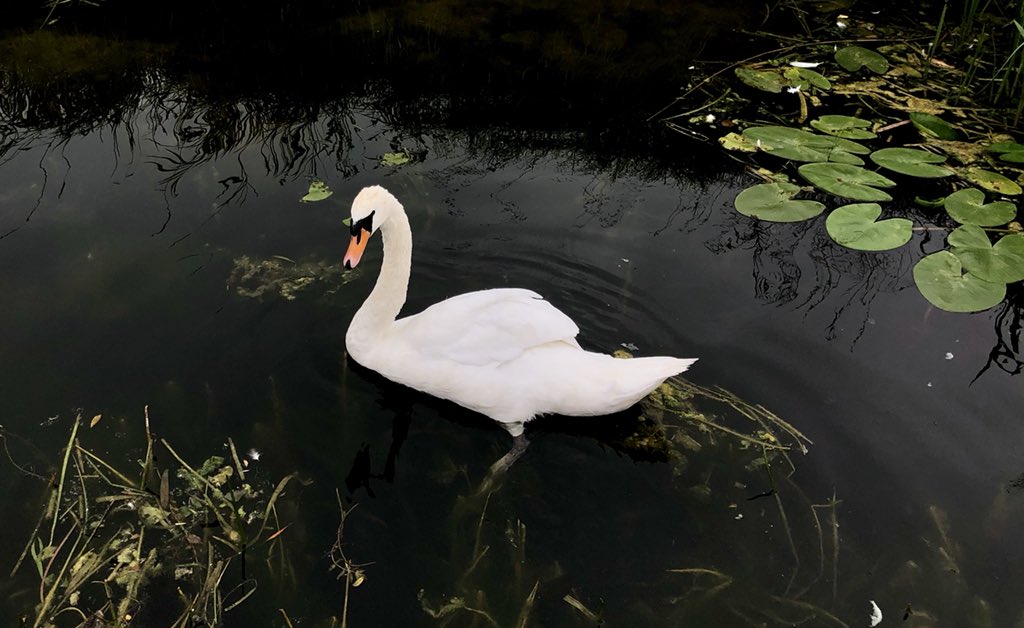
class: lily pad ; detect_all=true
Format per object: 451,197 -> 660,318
944,188 -> 1017,226
986,142 -> 1024,154
910,112 -> 958,140
835,46 -> 889,74
820,135 -> 871,155
961,167 -> 1022,196
826,203 -> 912,251
948,224 -> 1024,283
783,67 -> 831,90
734,182 -> 825,222
869,148 -> 954,178
999,152 -> 1024,163
381,151 -> 412,167
915,196 -> 946,209
743,126 -> 864,164
913,251 -> 1006,312
810,115 -> 876,140
798,163 -> 896,201
719,132 -> 758,152
301,180 -> 333,203
735,68 -> 784,93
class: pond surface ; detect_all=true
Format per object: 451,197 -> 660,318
2,6 -> 1023,627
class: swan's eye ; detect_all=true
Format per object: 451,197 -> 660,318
350,211 -> 375,240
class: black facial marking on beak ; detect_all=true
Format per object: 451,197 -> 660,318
350,211 -> 375,242
344,259 -> 353,270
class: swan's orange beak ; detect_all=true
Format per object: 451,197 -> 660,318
344,228 -> 371,270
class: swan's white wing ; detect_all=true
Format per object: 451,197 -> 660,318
392,288 -> 580,366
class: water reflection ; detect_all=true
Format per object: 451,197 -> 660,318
1,32 -> 1015,382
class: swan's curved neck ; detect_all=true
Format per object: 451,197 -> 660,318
347,207 -> 412,356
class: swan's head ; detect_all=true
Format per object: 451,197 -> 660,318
343,185 -> 401,269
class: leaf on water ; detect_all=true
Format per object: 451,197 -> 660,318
826,203 -> 912,251
835,46 -> 889,74
797,68 -> 831,90
380,151 -> 411,167
999,152 -> 1024,163
734,182 -> 825,222
820,134 -> 870,155
798,163 -> 896,201
342,217 -> 353,226
734,68 -> 784,93
810,115 -> 876,140
961,167 -> 1022,196
915,196 -> 946,208
742,126 -> 863,164
986,141 -> 1024,154
90,414 -> 102,428
944,188 -> 1017,226
948,224 -> 1024,283
301,180 -> 333,203
869,147 -> 954,178
783,66 -> 831,90
910,112 -> 958,140
946,222 -> 992,249
913,250 -> 1006,312
719,132 -> 758,152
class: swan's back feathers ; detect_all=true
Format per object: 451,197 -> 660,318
392,288 -> 580,366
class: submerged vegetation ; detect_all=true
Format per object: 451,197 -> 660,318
8,409 -> 299,626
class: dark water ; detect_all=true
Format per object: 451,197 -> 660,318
2,4 -> 1023,627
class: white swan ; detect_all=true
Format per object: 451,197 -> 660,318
343,185 -> 697,438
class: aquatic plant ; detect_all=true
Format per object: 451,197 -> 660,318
678,38 -> 1024,313
9,408 -> 297,626
411,371 -> 813,626
731,114 -> 1022,312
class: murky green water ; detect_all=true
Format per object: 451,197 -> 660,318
2,5 -> 1023,626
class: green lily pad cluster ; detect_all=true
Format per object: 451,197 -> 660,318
915,226 -> 1024,312
723,44 -> 1024,313
731,120 -> 1023,312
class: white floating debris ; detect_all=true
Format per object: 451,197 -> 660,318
789,61 -> 821,68
735,513 -> 744,520
704,113 -> 716,123
621,258 -> 630,263
927,382 -> 933,387
869,600 -> 883,626
786,85 -> 802,94
836,19 -> 848,29
621,342 -> 639,351
247,448 -> 262,462
945,352 -> 954,360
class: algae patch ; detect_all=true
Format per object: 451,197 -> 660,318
228,255 -> 353,301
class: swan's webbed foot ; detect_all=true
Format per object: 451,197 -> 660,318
476,433 -> 531,496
